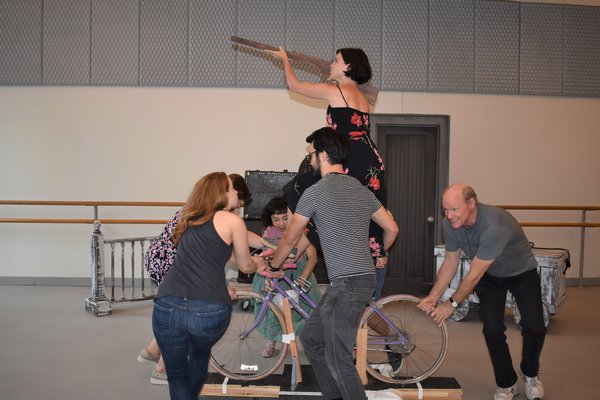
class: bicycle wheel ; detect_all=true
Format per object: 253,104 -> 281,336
209,290 -> 289,380
359,294 -> 448,384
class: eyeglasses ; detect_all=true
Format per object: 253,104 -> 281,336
306,150 -> 317,160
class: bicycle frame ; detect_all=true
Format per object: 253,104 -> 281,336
241,274 -> 409,348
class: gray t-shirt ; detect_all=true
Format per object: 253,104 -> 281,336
295,173 -> 381,280
443,203 -> 537,277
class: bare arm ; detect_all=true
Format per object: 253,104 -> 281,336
266,47 -> 338,102
427,253 -> 494,325
450,257 -> 493,304
227,215 -> 260,274
293,233 -> 311,260
421,249 -> 462,309
269,213 -> 310,271
299,243 -> 318,282
371,206 -> 399,251
247,230 -> 263,249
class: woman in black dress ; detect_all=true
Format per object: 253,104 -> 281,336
268,46 -> 388,299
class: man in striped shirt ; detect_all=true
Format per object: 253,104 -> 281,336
266,127 -> 398,400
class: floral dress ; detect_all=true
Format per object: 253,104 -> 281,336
326,98 -> 387,258
251,226 -> 321,341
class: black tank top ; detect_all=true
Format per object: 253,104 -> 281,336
157,214 -> 232,304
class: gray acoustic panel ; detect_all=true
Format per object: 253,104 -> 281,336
475,0 -> 519,94
237,0 -> 286,88
91,0 -> 139,86
520,3 -> 563,96
140,0 -> 187,86
0,0 -> 42,84
564,6 -> 600,97
382,0 -> 428,91
43,0 -> 91,85
189,0 -> 237,87
287,0 -> 335,84
335,0 -> 383,88
429,0 -> 475,93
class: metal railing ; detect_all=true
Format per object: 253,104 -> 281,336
498,205 -> 600,287
1,200 -> 599,314
85,221 -> 159,316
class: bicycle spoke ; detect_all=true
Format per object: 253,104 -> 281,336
209,291 -> 288,380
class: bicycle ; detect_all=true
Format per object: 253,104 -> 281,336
209,262 -> 448,385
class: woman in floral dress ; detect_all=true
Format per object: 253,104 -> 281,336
268,46 -> 388,299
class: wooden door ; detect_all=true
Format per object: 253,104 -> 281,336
371,115 -> 449,296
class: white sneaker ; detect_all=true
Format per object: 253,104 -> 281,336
493,382 -> 519,400
150,369 -> 168,385
369,363 -> 394,378
522,374 -> 544,399
137,348 -> 160,365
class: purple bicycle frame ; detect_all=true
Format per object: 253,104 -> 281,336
240,274 -> 409,347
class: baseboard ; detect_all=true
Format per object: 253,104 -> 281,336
566,277 -> 600,286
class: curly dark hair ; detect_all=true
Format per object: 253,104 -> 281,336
261,196 -> 289,229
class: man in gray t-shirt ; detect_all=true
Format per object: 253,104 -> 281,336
264,127 -> 398,400
418,184 -> 546,400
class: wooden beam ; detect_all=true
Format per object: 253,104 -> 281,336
200,384 -> 280,398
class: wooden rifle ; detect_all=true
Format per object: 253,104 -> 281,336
231,36 -> 379,105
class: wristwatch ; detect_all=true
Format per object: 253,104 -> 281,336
449,296 -> 459,308
267,261 -> 282,272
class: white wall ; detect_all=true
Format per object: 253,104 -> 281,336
1,85 -> 599,282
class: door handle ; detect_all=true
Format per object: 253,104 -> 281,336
427,216 -> 435,223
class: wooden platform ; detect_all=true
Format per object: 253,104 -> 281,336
201,365 -> 462,399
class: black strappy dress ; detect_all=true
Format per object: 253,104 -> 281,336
283,85 -> 387,258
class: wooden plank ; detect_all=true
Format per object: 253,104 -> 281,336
200,384 -> 280,398
393,387 -> 462,399
282,297 -> 302,383
356,327 -> 368,385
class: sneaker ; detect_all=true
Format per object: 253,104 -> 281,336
150,369 -> 168,385
522,374 -> 544,400
369,362 -> 394,378
494,382 -> 519,400
262,341 -> 276,358
137,348 -> 160,365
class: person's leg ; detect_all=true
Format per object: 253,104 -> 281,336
186,300 -> 232,396
153,296 -> 194,400
138,337 -> 161,365
475,274 -> 518,388
322,275 -> 375,400
147,337 -> 160,356
508,269 -> 546,378
156,356 -> 166,374
373,265 -> 387,301
301,291 -> 342,399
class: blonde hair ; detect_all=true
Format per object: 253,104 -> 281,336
172,172 -> 229,245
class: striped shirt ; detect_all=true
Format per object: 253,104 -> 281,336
295,173 -> 381,280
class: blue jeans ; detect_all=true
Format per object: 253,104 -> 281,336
373,265 -> 387,300
152,296 -> 231,400
475,269 -> 546,388
300,274 -> 376,400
